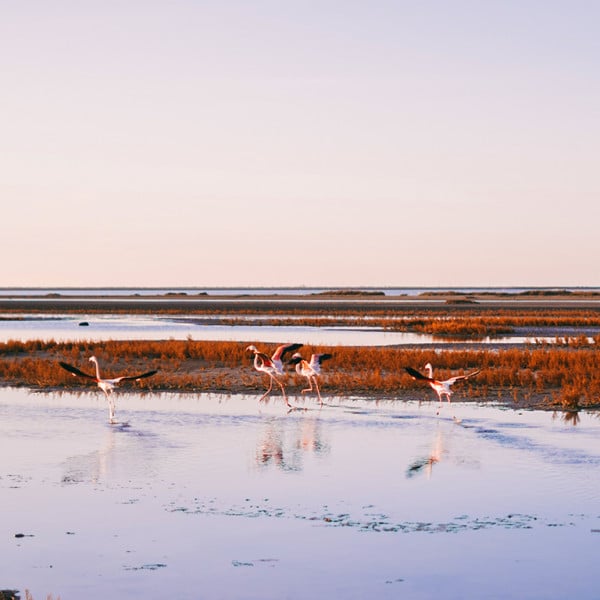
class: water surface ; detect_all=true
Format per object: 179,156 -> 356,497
1,388 -> 599,599
0,314 -> 542,346
2,286 -> 600,297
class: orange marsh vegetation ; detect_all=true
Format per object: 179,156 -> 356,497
1,339 -> 599,410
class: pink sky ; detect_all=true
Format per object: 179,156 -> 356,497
2,1 -> 599,287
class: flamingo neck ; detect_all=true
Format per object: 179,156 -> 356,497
91,358 -> 101,380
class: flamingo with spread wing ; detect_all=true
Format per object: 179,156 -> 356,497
59,356 -> 157,423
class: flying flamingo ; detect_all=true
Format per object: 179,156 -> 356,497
288,352 -> 332,405
245,343 -> 303,407
59,356 -> 158,424
405,362 -> 480,412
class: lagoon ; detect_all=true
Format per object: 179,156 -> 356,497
0,314 -> 543,346
2,388 -> 599,599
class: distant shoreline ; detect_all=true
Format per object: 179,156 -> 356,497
1,286 -> 600,299
1,290 -> 600,314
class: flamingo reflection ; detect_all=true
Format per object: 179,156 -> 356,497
406,429 -> 445,479
256,417 -> 328,472
62,425 -> 158,485
406,425 -> 480,479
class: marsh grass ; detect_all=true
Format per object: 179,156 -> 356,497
1,339 -> 599,408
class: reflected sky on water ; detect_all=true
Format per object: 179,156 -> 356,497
2,286 -> 600,297
0,313 -> 543,346
1,388 -> 600,599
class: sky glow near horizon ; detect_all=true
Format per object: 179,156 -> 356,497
2,1 -> 599,288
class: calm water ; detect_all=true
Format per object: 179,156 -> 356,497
2,286 -> 600,297
1,388 -> 599,599
0,314 -> 541,346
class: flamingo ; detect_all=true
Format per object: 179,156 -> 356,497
405,362 -> 480,411
288,352 -> 332,405
59,356 -> 158,423
245,343 -> 303,407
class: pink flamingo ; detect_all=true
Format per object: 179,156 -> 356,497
245,343 -> 302,407
59,356 -> 157,423
288,352 -> 332,405
405,362 -> 480,411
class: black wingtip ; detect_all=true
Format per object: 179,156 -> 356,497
59,361 -> 79,375
405,366 -> 427,380
135,370 -> 158,380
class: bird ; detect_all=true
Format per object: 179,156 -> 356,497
245,343 -> 303,407
405,362 -> 480,411
288,352 -> 332,405
59,356 -> 158,424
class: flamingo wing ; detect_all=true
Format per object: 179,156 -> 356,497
445,369 -> 481,385
405,366 -> 434,382
272,343 -> 303,362
255,352 -> 275,368
59,361 -> 97,381
114,369 -> 158,383
309,353 -> 332,370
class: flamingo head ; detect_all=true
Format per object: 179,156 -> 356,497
245,345 -> 258,353
424,362 -> 433,375
89,356 -> 98,364
287,352 -> 303,365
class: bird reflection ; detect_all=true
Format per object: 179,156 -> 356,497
61,425 -> 157,485
256,421 -> 285,468
62,427 -> 119,484
256,417 -> 329,472
406,424 -> 481,480
406,429 -> 445,479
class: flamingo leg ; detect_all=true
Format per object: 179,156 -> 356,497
274,377 -> 291,407
260,376 -> 274,402
105,390 -> 117,424
313,377 -> 323,405
301,376 -> 314,394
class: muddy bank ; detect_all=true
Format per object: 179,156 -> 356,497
2,293 -> 600,314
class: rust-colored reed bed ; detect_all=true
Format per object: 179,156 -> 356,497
1,339 -> 599,410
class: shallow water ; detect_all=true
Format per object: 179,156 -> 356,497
0,314 -> 541,346
1,388 -> 599,599
2,286 -> 600,297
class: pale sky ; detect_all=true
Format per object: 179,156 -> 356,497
2,1 -> 599,288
